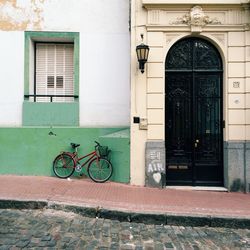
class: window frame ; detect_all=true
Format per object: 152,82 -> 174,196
24,31 -> 79,103
23,31 -> 80,126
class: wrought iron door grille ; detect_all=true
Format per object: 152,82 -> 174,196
165,37 -> 223,186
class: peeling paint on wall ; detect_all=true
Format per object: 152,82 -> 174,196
0,0 -> 44,30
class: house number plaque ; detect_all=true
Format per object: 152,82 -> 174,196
233,81 -> 240,88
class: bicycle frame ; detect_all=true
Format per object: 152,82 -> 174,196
71,149 -> 98,169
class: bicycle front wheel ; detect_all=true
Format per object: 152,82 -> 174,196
87,158 -> 113,183
53,153 -> 75,178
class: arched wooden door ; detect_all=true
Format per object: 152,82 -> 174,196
165,37 -> 223,186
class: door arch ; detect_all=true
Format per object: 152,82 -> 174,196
165,37 -> 223,186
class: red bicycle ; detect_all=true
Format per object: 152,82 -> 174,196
53,141 -> 113,183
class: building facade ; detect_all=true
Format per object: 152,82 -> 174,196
0,0 -> 130,182
1,0 -> 250,192
130,0 -> 250,191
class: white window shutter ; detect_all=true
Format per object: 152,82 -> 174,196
35,43 -> 74,102
64,44 -> 74,102
36,44 -> 47,102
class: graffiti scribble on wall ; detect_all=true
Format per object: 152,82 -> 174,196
0,0 -> 44,30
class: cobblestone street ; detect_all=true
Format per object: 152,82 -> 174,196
0,209 -> 250,249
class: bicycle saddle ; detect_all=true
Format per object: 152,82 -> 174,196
70,143 -> 80,148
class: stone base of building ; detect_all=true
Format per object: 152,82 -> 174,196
145,141 -> 250,192
225,141 -> 250,192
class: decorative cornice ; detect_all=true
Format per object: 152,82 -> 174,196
171,6 -> 221,27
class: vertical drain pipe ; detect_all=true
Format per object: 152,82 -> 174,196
244,141 -> 247,193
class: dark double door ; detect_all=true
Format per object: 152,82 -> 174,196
165,38 -> 223,186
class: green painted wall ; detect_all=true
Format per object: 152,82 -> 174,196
0,127 -> 130,183
23,102 -> 79,126
100,129 -> 130,183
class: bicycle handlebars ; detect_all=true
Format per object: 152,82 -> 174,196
94,141 -> 101,150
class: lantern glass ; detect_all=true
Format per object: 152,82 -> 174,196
136,43 -> 149,73
136,43 -> 149,61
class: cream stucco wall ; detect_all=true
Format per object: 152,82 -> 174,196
131,0 -> 250,186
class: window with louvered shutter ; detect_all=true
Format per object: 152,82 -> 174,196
35,43 -> 74,102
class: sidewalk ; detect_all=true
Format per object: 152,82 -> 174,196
0,175 -> 250,228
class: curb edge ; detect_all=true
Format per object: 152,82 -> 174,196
1,199 -> 249,229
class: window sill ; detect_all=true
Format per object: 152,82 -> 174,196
22,102 -> 79,126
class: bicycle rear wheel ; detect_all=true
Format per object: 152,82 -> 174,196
87,158 -> 113,183
53,153 -> 75,178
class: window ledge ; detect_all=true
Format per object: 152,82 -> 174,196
22,102 -> 79,126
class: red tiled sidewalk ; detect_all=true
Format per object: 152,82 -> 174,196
0,175 -> 250,218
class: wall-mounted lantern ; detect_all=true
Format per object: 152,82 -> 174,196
136,36 -> 149,73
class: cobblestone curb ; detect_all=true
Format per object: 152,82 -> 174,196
1,199 -> 250,229
0,199 -> 47,210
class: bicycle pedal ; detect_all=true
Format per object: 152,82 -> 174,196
75,164 -> 82,172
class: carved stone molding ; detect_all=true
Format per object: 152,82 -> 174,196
148,10 -> 160,24
166,34 -> 180,45
171,6 -> 221,27
210,33 -> 226,47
